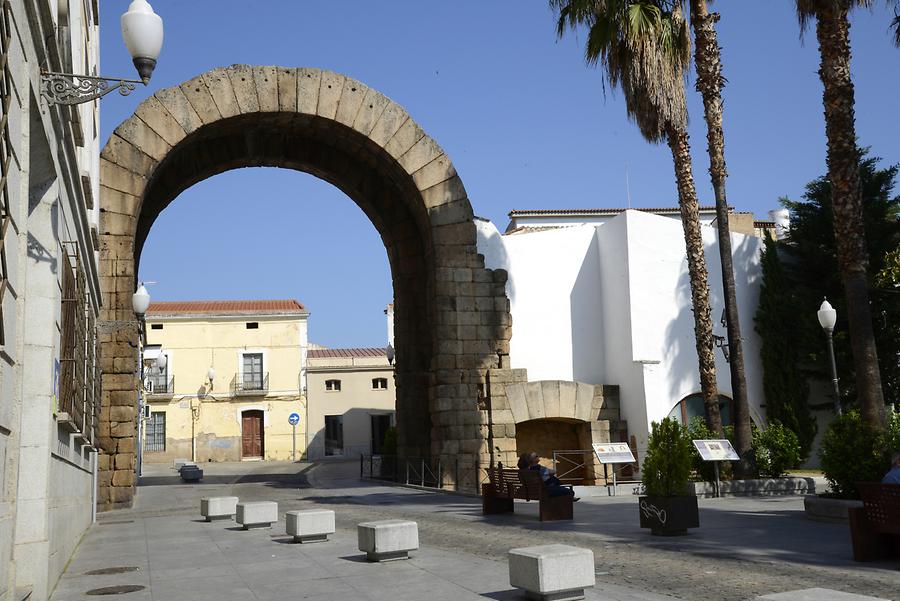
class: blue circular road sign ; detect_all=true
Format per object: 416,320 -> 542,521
288,412 -> 300,426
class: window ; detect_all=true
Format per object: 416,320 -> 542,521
667,394 -> 733,428
324,415 -> 343,456
145,412 -> 166,452
325,379 -> 341,392
245,322 -> 258,329
242,353 -> 264,390
151,323 -> 163,330
148,357 -> 171,394
372,378 -> 388,390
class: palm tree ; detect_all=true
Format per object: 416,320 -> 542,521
685,0 -> 753,474
551,0 -> 724,436
797,0 -> 887,430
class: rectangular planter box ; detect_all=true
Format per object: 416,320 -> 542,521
639,495 -> 699,535
688,477 -> 818,498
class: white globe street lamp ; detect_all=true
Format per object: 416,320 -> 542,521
817,298 -> 842,415
385,344 -> 395,366
121,0 -> 164,84
155,352 -> 167,372
132,284 -> 150,317
42,0 -> 165,104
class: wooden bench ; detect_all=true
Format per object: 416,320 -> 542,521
482,467 -> 573,522
848,482 -> 900,561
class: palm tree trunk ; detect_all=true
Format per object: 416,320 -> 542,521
667,124 -> 724,437
814,5 -> 886,430
690,0 -> 753,474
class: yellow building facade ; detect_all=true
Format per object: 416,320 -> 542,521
141,300 -> 309,464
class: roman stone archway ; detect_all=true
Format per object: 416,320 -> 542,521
97,65 -> 512,509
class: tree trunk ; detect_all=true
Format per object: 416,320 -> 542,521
667,125 -> 724,437
690,0 -> 753,475
814,6 -> 886,430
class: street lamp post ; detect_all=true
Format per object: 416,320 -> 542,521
132,283 -> 151,478
41,0 -> 164,105
817,298 -> 842,416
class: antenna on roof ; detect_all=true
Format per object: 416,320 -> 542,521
625,163 -> 632,209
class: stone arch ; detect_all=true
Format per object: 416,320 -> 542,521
503,380 -> 624,485
97,65 -> 511,509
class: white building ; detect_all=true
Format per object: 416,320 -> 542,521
477,208 -> 769,463
0,2 -> 104,600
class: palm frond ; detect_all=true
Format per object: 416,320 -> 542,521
549,0 -> 690,143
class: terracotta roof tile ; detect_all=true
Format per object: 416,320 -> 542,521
147,299 -> 307,316
307,348 -> 387,359
508,207 -> 720,217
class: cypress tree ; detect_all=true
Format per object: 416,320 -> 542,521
755,232 -> 817,460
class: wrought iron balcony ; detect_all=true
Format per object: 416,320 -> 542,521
233,372 -> 268,395
146,374 -> 174,396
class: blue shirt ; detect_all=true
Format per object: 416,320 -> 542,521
882,466 -> 900,484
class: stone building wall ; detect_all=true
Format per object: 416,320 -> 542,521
1,2 -> 103,599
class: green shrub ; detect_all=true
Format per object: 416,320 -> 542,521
819,411 -> 887,498
381,426 -> 397,456
886,408 -> 900,455
688,417 -> 717,483
753,420 -> 801,478
642,418 -> 693,497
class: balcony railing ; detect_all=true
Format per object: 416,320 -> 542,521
146,373 -> 174,396
233,372 -> 268,395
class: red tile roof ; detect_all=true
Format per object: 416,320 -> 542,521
307,348 -> 387,359
508,207 -> 721,217
147,300 -> 307,316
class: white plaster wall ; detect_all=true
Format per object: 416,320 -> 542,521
480,223 -> 601,382
478,210 -> 766,466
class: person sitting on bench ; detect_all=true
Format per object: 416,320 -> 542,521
883,452 -> 900,484
518,452 -> 578,500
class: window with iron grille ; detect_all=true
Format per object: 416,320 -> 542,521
145,412 -> 165,452
0,0 -> 13,348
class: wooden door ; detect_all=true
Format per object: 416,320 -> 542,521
241,410 -> 264,458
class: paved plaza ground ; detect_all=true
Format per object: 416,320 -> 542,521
49,460 -> 898,601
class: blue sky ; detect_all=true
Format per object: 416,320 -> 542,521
99,1 -> 900,348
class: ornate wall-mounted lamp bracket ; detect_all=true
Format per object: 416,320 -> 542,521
40,71 -> 144,105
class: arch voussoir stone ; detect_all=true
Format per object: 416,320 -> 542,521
154,86 -> 204,136
134,96 -> 190,148
98,65 -> 513,510
253,66 -> 280,112
201,68 -> 241,119
179,74 -> 221,124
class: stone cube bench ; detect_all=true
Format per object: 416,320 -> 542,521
180,466 -> 203,482
286,510 -> 335,543
236,502 -> 278,530
509,544 -> 595,601
357,519 -> 418,562
200,497 -> 238,521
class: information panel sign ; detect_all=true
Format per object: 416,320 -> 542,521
692,439 -> 740,461
592,442 -> 636,464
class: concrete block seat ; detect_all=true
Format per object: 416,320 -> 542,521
236,501 -> 278,529
201,496 -> 238,521
180,466 -> 203,482
286,510 -> 335,543
509,544 -> 595,601
357,519 -> 418,562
